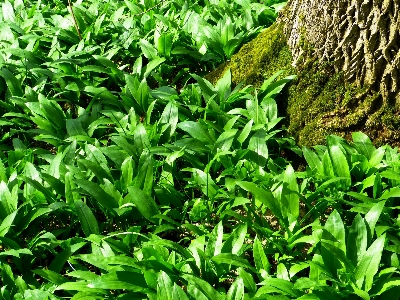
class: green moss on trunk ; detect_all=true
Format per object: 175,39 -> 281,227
206,21 -> 400,147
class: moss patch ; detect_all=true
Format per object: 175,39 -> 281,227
205,22 -> 295,87
206,21 -> 400,148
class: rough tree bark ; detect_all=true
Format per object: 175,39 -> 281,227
207,0 -> 400,146
283,0 -> 399,103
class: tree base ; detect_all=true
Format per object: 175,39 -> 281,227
206,22 -> 400,148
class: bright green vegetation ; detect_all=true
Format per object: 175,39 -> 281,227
210,18 -> 400,148
0,0 -> 399,299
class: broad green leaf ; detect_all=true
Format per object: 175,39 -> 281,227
0,181 -> 15,219
134,123 -> 150,156
213,129 -> 238,152
211,253 -> 253,270
191,74 -> 216,101
143,57 -> 166,78
181,274 -> 224,300
248,129 -> 268,167
134,150 -> 153,195
237,181 -> 282,221
369,146 -> 386,167
157,271 -> 173,300
321,210 -> 346,277
2,1 -> 15,22
178,121 -> 214,144
74,200 -> 100,237
74,179 -> 119,212
0,210 -> 17,237
255,278 -> 298,297
253,236 -> 270,274
364,201 -> 385,241
226,278 -> 244,300
303,146 -> 323,175
157,33 -> 173,58
121,156 -> 135,193
88,271 -> 150,291
66,119 -> 87,137
78,159 -> 113,183
172,283 -> 189,300
352,132 -> 376,160
205,221 -> 223,257
221,223 -> 247,255
322,210 -> 346,253
33,269 -> 68,285
283,164 -> 299,228
328,145 -> 351,187
237,267 -> 257,293
126,186 -> 159,222
354,234 -> 386,291
237,120 -> 253,144
277,263 -> 290,281
379,187 -> 400,200
347,214 -> 368,266
56,281 -> 105,293
139,39 -> 158,60
0,68 -> 23,97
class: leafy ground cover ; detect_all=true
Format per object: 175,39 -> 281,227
0,0 -> 399,299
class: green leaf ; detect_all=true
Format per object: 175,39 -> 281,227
134,150 -> 153,195
181,274 -> 224,300
143,57 -> 166,78
205,221 -> 223,257
364,201 -> 385,241
126,186 -> 160,222
221,223 -> 247,255
237,181 -> 282,222
0,181 -> 15,219
213,129 -> 237,152
211,253 -> 253,270
369,146 -> 386,167
347,214 -> 368,266
157,271 -> 173,300
303,146 -> 323,175
178,121 -> 214,144
49,242 -> 86,273
134,123 -> 150,156
88,271 -> 150,291
157,34 -> 173,58
253,236 -> 270,274
66,119 -> 88,137
74,200 -> 100,237
323,210 -> 346,253
328,145 -> 351,187
78,159 -> 113,183
0,210 -> 17,237
237,267 -> 257,293
33,269 -> 68,285
2,0 -> 15,22
0,68 -> 23,97
226,277 -> 244,300
255,278 -> 298,297
139,39 -> 158,60
237,120 -> 253,144
352,132 -> 376,160
283,164 -> 299,228
172,283 -> 190,300
248,129 -> 268,167
74,179 -> 119,212
354,234 -> 386,291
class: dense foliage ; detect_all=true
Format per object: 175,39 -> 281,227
0,0 -> 399,299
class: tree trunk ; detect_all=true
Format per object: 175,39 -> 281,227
206,0 -> 400,146
282,0 -> 399,102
